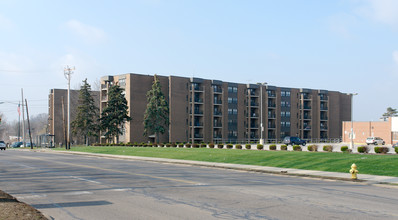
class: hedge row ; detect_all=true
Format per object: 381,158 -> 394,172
91,143 -> 397,154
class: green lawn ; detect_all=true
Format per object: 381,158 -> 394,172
54,146 -> 398,177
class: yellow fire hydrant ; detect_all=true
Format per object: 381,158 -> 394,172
349,163 -> 359,180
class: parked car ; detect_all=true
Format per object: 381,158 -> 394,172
11,142 -> 23,148
366,137 -> 385,145
0,141 -> 6,150
25,142 -> 36,148
283,136 -> 306,146
393,143 -> 398,148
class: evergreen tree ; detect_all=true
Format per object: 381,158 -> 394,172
100,84 -> 131,143
71,79 -> 99,145
143,75 -> 169,143
382,107 -> 398,117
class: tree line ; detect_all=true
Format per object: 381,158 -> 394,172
72,75 -> 168,145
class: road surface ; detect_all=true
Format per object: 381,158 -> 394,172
1,150 -> 397,220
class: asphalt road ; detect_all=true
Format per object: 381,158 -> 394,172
1,150 -> 398,220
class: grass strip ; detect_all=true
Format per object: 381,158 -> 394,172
54,146 -> 398,177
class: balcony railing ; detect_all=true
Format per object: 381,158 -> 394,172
214,111 -> 222,116
320,106 -> 328,111
214,99 -> 222,105
194,110 -> 203,115
213,87 -> 222,93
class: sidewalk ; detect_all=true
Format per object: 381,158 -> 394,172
43,149 -> 398,186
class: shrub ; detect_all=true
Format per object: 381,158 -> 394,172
185,143 -> 191,148
323,145 -> 333,152
166,143 -> 171,147
341,146 -> 348,152
257,144 -> 264,150
152,143 -> 158,147
245,144 -> 251,150
171,143 -> 177,147
217,144 -> 224,149
226,144 -> 233,149
178,143 -> 184,148
281,145 -> 287,151
209,143 -> 215,148
357,146 -> 369,153
236,144 -> 242,149
200,143 -> 207,148
159,144 -> 164,147
395,147 -> 398,154
374,147 -> 389,154
269,144 -> 277,150
307,145 -> 318,152
293,145 -> 302,151
192,143 -> 199,148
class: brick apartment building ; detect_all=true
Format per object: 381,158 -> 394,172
100,73 -> 352,144
48,89 -> 100,146
342,117 -> 398,145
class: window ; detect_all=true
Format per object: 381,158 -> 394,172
118,78 -> 126,87
228,86 -> 237,93
228,108 -> 237,115
228,97 -> 237,104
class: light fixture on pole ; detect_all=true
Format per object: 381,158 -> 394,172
347,93 -> 358,150
64,66 -> 75,150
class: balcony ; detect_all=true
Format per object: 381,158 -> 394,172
303,115 -> 311,120
194,122 -> 203,127
214,99 -> 222,105
250,124 -> 258,129
319,95 -> 328,101
194,134 -> 203,138
302,94 -> 312,100
250,113 -> 258,118
213,87 -> 222,93
268,103 -> 276,108
320,116 -> 328,120
101,84 -> 108,90
303,105 -> 311,110
320,125 -> 328,130
267,92 -> 276,97
214,123 -> 222,128
194,110 -> 203,115
194,98 -> 203,103
320,106 -> 328,111
214,111 -> 222,116
250,102 -> 258,107
303,125 -> 311,130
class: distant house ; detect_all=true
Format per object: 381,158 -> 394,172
48,89 -> 100,146
342,117 -> 398,145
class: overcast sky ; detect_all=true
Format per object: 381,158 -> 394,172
0,0 -> 397,122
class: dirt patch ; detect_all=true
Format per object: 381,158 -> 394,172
0,190 -> 47,220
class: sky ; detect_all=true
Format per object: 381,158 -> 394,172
0,0 -> 397,123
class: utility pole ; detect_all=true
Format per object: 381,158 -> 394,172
64,66 -> 75,150
25,99 -> 33,149
21,89 -> 26,146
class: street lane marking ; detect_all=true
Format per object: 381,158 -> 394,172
69,176 -> 102,184
63,191 -> 93,196
18,194 -> 47,199
16,155 -> 199,185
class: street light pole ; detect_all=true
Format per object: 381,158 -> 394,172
258,82 -> 267,144
64,66 -> 75,150
348,93 -> 358,150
